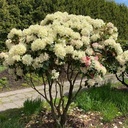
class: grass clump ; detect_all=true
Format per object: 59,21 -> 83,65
100,102 -> 120,122
75,83 -> 128,122
23,98 -> 43,115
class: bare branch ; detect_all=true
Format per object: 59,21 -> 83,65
42,74 -> 49,102
53,81 -> 58,108
115,72 -> 128,88
29,73 -> 47,100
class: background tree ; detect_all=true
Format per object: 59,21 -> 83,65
0,0 -> 128,52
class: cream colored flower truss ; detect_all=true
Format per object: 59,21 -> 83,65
0,11 -> 125,86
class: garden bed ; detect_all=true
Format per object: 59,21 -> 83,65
0,84 -> 128,128
24,109 -> 128,128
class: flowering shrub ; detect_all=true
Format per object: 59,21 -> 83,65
115,50 -> 128,87
0,11 -> 127,127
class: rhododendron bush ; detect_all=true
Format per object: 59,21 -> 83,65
115,51 -> 128,87
0,11 -> 127,127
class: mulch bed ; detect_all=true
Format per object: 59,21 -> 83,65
24,108 -> 128,128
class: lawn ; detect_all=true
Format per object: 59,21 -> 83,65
0,83 -> 128,128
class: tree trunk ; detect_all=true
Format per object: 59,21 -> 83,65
60,112 -> 67,128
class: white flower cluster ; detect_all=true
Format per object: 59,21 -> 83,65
54,44 -> 66,59
116,50 -> 128,65
22,54 -> 33,66
9,43 -> 26,56
31,39 -> 47,51
7,28 -> 22,39
104,39 -> 123,55
87,75 -> 103,86
51,69 -> 59,79
93,59 -> 107,75
32,53 -> 49,69
0,11 -> 125,86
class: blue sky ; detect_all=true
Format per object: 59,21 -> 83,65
115,0 -> 128,6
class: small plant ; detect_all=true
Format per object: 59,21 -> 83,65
23,98 -> 43,115
0,77 -> 8,89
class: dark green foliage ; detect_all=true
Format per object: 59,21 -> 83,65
0,0 -> 128,52
119,40 -> 128,50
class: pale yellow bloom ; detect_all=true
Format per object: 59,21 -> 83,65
9,43 -> 26,56
54,44 -> 66,59
22,54 -> 33,66
31,39 -> 46,51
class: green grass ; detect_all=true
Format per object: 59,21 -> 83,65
0,98 -> 44,128
0,108 -> 25,128
23,98 -> 43,115
75,83 -> 128,122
